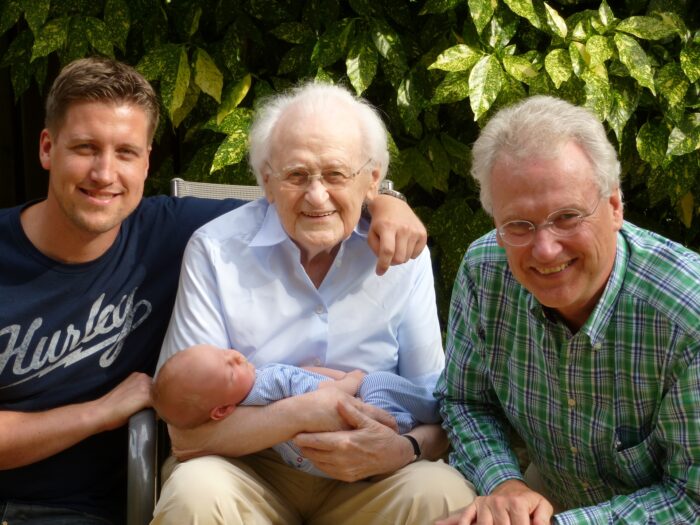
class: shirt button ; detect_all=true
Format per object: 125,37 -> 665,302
567,398 -> 576,408
592,342 -> 602,351
582,481 -> 590,490
570,446 -> 578,455
315,305 -> 324,314
313,358 -> 322,366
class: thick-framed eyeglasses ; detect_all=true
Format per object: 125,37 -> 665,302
497,196 -> 603,247
267,157 -> 373,189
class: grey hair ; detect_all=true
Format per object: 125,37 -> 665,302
471,95 -> 620,215
248,81 -> 389,185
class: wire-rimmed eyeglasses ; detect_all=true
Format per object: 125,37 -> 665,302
497,196 -> 603,247
267,158 -> 373,189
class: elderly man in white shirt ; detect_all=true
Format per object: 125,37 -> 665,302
152,82 -> 474,525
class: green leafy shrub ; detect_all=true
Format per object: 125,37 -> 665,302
1,0 -> 698,322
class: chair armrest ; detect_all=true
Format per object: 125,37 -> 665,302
127,408 -> 157,525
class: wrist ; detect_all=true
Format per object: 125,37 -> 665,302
402,433 -> 422,464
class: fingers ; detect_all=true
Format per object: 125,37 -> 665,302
341,398 -> 398,432
369,229 -> 394,276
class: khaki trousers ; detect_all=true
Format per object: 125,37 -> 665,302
151,449 -> 475,525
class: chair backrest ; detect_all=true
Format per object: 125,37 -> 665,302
170,177 -> 264,201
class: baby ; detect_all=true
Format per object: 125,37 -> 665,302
152,344 -> 440,476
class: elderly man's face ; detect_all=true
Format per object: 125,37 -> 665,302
263,104 -> 379,262
491,141 -> 623,329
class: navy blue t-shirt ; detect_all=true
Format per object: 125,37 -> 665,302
0,195 -> 242,522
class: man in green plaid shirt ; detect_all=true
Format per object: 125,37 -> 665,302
436,96 -> 700,524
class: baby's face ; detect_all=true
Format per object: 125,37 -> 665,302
207,347 -> 256,405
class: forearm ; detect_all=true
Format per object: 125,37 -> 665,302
170,389 -> 351,459
0,402 -> 107,469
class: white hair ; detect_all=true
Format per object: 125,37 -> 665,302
471,95 -> 621,215
248,81 -> 390,185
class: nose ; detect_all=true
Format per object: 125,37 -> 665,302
529,226 -> 563,261
90,152 -> 117,185
304,177 -> 329,205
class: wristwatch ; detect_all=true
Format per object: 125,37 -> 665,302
378,179 -> 407,202
403,434 -> 421,463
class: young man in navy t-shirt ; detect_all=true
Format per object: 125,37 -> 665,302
0,57 -> 426,523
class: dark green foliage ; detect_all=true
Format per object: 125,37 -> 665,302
1,0 -> 698,322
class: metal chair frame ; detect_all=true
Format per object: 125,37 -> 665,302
126,178 -> 264,525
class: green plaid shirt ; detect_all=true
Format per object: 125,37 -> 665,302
436,222 -> 700,524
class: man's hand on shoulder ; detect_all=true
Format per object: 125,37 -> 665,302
435,479 -> 554,525
366,194 -> 427,275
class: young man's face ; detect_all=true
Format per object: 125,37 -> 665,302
39,100 -> 151,239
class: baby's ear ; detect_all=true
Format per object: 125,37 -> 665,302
210,404 -> 236,421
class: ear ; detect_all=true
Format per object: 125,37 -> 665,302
609,188 -> 624,231
261,172 -> 276,204
365,167 -> 381,200
39,129 -> 53,170
210,404 -> 236,421
145,145 -> 151,179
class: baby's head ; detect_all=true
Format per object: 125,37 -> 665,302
152,344 -> 256,429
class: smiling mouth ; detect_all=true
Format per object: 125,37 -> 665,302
303,211 -> 335,218
81,188 -> 119,202
536,261 -> 571,275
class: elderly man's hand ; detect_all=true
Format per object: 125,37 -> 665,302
293,397 -> 410,482
366,194 -> 427,275
435,479 -> 554,525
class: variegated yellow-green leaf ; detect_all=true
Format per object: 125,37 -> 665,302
85,17 -> 114,57
586,35 -> 613,67
485,4 -> 519,49
211,132 -> 248,173
31,17 -> 69,61
636,122 -> 669,167
544,2 -> 566,39
544,48 -> 571,88
0,0 -> 22,36
428,44 -> 482,73
581,64 -> 611,121
503,0 -> 542,30
104,0 -> 130,52
311,19 -> 351,68
667,114 -> 700,156
616,16 -> 679,41
217,74 -> 252,125
502,55 -> 538,84
24,0 -> 50,37
680,43 -> 700,84
346,33 -> 377,96
1,27 -> 31,67
569,41 -> 588,77
680,191 -> 694,228
426,136 -> 450,192
402,147 -> 435,192
171,79 -> 200,128
419,0 -> 462,15
278,43 -> 312,75
571,20 -> 587,42
598,0 -> 616,27
161,46 -> 190,122
137,46 -> 169,81
469,54 -> 504,121
432,70 -> 470,104
314,67 -> 333,83
468,0 -> 497,34
370,19 -> 406,71
614,33 -> 655,95
270,22 -> 314,44
194,47 -> 223,103
656,63 -> 689,109
207,108 -> 253,135
607,78 -> 638,144
397,76 -> 423,139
